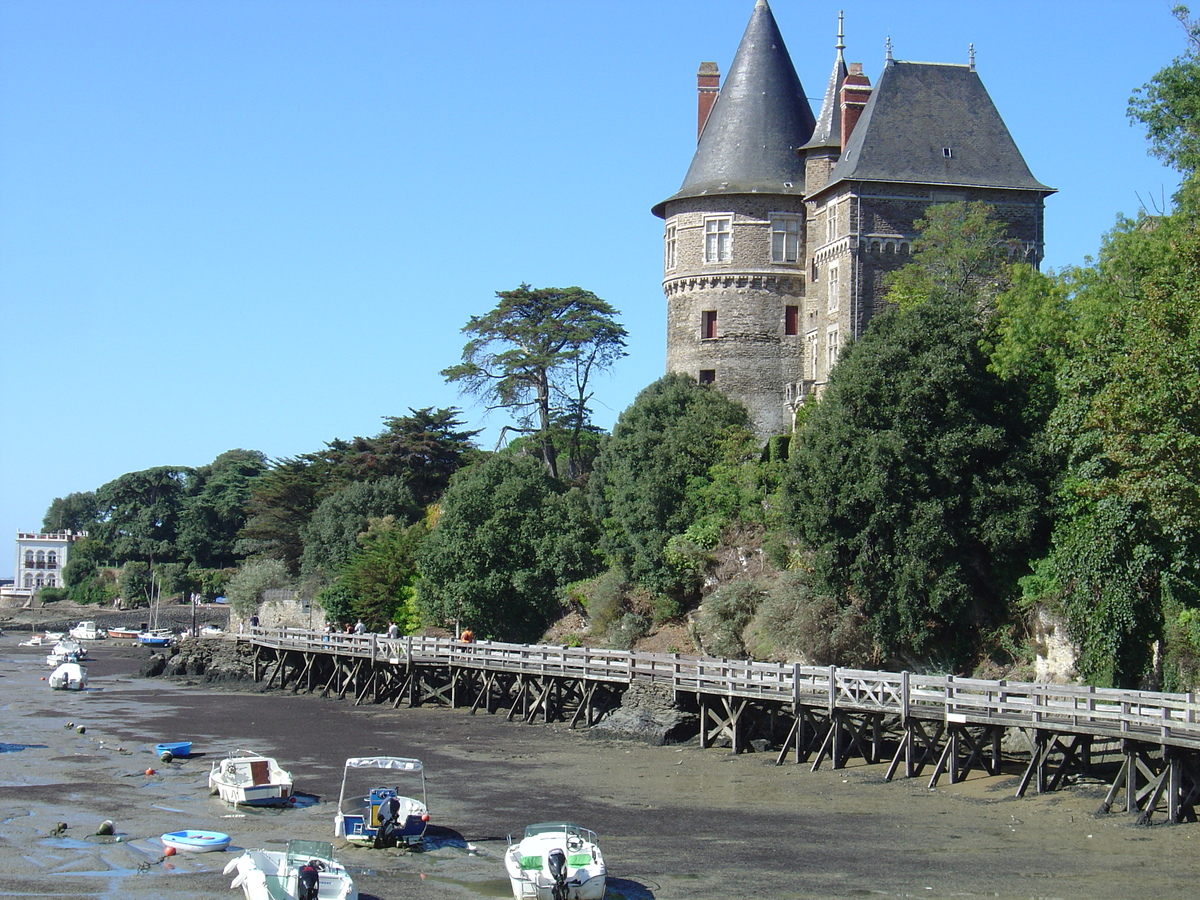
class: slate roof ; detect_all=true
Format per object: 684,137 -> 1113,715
815,61 -> 1053,195
652,0 -> 815,218
800,22 -> 846,151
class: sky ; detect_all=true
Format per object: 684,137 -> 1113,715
0,0 -> 1187,579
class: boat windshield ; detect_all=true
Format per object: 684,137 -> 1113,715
523,823 -> 593,841
287,840 -> 335,863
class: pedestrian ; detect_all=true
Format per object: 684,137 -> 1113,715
249,614 -> 259,629
354,620 -> 366,635
460,627 -> 474,643
387,622 -> 399,639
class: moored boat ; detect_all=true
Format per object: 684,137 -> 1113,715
334,756 -> 429,847
156,740 -> 193,758
68,621 -> 103,641
161,829 -> 231,852
107,625 -> 140,639
138,629 -> 174,647
224,839 -> 356,900
45,640 -> 86,666
209,749 -> 294,806
48,662 -> 87,690
504,823 -> 607,900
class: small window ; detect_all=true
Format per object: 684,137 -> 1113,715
828,265 -> 840,312
827,327 -> 841,370
811,260 -> 819,282
826,208 -> 837,243
785,305 -> 799,336
771,216 -> 800,263
698,369 -> 716,385
704,217 -> 732,263
664,223 -> 677,270
942,147 -> 953,158
701,310 -> 717,340
806,332 -> 818,380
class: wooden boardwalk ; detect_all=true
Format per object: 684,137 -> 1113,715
247,627 -> 1200,825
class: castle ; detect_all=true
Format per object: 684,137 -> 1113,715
653,0 -> 1053,437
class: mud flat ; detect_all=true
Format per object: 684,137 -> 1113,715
0,637 -> 1197,900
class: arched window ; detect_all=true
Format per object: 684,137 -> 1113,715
25,550 -> 34,566
35,573 -> 45,587
24,574 -> 33,588
47,551 -> 57,568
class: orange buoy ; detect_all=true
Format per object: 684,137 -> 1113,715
421,813 -> 430,822
163,846 -> 176,857
145,768 -> 156,776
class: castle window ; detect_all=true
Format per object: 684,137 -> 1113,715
828,265 -> 840,312
942,147 -> 953,158
771,216 -> 800,263
827,326 -> 841,371
826,208 -> 837,243
704,217 -> 731,263
698,369 -> 716,385
665,223 -> 677,270
806,332 -> 818,380
701,310 -> 718,340
811,259 -> 818,282
785,305 -> 799,336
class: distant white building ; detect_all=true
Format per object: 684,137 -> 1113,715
0,531 -> 85,605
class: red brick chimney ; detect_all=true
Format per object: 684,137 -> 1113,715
697,62 -> 720,140
840,63 -> 872,147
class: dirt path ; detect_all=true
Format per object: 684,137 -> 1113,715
1,637 -> 1197,899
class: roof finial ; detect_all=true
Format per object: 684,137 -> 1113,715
836,10 -> 845,62
968,43 -> 976,72
885,35 -> 894,65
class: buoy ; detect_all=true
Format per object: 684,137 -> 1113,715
96,820 -> 114,836
41,676 -> 46,681
76,726 -> 86,734
163,846 -> 176,857
421,813 -> 430,822
145,768 -> 156,776
65,722 -> 73,728
160,751 -> 173,763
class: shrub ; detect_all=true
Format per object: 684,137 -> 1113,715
695,579 -> 764,658
609,612 -> 650,650
744,571 -> 876,666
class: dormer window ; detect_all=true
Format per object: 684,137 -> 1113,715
704,216 -> 732,263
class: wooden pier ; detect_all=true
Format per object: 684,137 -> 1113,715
247,627 -> 1200,825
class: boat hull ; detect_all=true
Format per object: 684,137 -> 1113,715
161,829 -> 231,852
224,840 -> 356,900
504,824 -> 606,900
157,741 -> 193,757
48,663 -> 87,690
209,751 -> 294,807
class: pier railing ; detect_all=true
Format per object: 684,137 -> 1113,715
249,627 -> 1200,750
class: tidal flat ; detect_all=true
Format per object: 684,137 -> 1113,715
0,637 -> 1196,900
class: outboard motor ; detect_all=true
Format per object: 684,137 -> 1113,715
297,859 -> 324,900
373,795 -> 402,849
547,847 -> 568,900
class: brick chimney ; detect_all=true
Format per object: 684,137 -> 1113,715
840,63 -> 872,147
697,62 -> 720,140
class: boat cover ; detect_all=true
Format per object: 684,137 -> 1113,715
344,756 -> 422,771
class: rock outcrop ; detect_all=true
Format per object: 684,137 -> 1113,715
589,681 -> 697,745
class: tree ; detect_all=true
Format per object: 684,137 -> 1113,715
443,285 -> 627,479
177,449 -> 268,568
418,455 -> 602,642
355,408 -> 480,505
92,467 -> 191,564
589,373 -> 751,598
785,295 -> 1052,667
339,516 -> 427,631
237,456 -> 332,572
226,558 -> 291,619
1128,5 -> 1200,177
300,476 -> 419,578
42,492 -> 98,534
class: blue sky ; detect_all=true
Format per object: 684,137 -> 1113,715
0,0 -> 1186,578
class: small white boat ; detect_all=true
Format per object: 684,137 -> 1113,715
505,823 -> 607,900
161,829 -> 231,852
107,625 -> 140,639
46,640 -> 87,666
68,621 -> 103,641
334,756 -> 429,847
224,839 -> 357,900
201,624 -> 224,636
209,749 -> 294,807
138,630 -> 174,648
48,662 -> 87,690
21,631 -> 63,647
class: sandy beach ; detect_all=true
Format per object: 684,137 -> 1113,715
1,634 -> 1197,900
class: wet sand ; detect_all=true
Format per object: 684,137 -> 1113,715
1,637 -> 1197,900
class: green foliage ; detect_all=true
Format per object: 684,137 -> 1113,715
694,426 -> 785,529
300,477 -> 419,578
315,582 -> 356,626
226,558 -> 291,619
339,516 -> 426,632
695,580 -> 764,659
118,561 -> 154,608
42,491 -> 98,533
237,456 -> 331,572
177,449 -> 268,569
886,202 -> 1017,312
566,568 -> 627,634
67,565 -> 117,606
608,612 -> 650,650
92,467 -> 191,564
37,587 -> 68,603
417,455 -> 602,642
1128,5 -> 1200,177
785,295 -> 1052,667
589,373 -> 750,599
744,569 -> 875,666
443,284 -> 627,480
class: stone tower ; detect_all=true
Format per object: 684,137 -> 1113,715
653,2 -> 1054,439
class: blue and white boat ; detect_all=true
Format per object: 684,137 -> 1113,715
162,829 -> 231,852
334,756 -> 428,847
156,740 -> 192,758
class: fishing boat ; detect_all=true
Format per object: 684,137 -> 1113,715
107,625 -> 140,639
138,630 -> 174,648
48,662 -> 87,690
209,749 -> 294,806
161,829 -> 232,852
504,823 -> 607,900
224,839 -> 357,900
45,640 -> 86,666
68,621 -> 103,641
334,756 -> 429,848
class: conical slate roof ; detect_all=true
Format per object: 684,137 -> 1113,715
652,0 -> 815,218
800,16 -> 846,151
816,61 -> 1053,194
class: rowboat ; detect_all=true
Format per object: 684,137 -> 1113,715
161,829 -> 231,852
156,741 -> 193,758
107,625 -> 140,639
